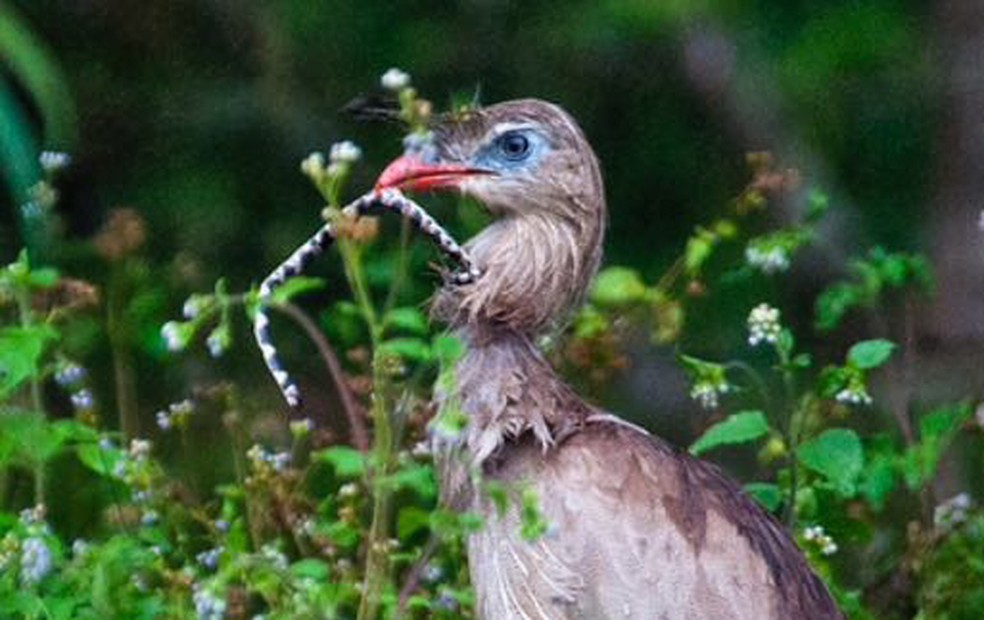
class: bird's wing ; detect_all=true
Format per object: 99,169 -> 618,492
470,416 -> 843,620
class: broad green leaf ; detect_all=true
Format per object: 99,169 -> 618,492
0,324 -> 58,396
590,266 -> 647,307
0,411 -> 65,464
383,307 -> 429,336
270,276 -> 326,304
690,410 -> 770,455
77,443 -> 123,477
316,446 -> 365,478
744,482 -> 782,513
847,339 -> 895,369
797,428 -> 864,497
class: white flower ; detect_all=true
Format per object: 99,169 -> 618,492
835,385 -> 873,406
802,525 -> 838,556
300,151 -> 326,181
71,539 -> 89,558
129,438 -> 152,460
934,493 -> 973,530
160,321 -> 186,352
690,382 -> 728,410
141,510 -> 159,527
747,303 -> 782,346
156,410 -> 172,430
20,537 -> 52,585
329,140 -> 362,164
183,297 -> 204,320
338,483 -> 360,499
71,389 -> 95,411
193,584 -> 227,620
746,245 -> 790,274
196,546 -> 223,571
260,545 -> 288,570
206,330 -> 226,358
55,364 -> 86,387
380,67 -> 410,91
39,151 -> 71,173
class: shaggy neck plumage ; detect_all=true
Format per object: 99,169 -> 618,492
432,196 -> 604,464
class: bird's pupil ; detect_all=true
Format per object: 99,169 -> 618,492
500,133 -> 530,159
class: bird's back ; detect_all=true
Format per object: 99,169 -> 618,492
467,416 -> 843,620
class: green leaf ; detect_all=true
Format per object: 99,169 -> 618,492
690,410 -> 770,455
797,428 -> 864,497
431,334 -> 464,365
380,463 -> 437,500
847,339 -> 895,369
744,482 -> 782,513
290,558 -> 330,581
377,337 -> 431,363
77,443 -> 123,477
0,325 -> 58,396
590,266 -> 647,308
397,507 -> 431,540
383,307 -> 429,336
316,446 -> 365,478
270,276 -> 326,304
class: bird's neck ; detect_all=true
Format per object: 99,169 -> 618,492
433,209 -> 604,335
436,325 -> 592,465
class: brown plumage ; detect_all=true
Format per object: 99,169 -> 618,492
377,99 -> 843,619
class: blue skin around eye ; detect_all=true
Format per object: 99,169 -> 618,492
473,130 -> 549,173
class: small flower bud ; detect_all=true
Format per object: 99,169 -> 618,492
381,68 -> 410,91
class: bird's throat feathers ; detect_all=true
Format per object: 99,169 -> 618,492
432,208 -> 603,335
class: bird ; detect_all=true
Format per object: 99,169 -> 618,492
374,99 -> 843,620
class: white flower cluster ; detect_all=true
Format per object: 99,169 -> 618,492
690,381 -> 729,410
20,537 -> 52,585
260,544 -> 289,571
747,303 -> 782,346
934,493 -> 972,530
156,399 -> 196,431
803,525 -> 838,556
247,444 -> 291,474
129,438 -> 152,461
39,151 -> 71,174
745,245 -> 790,274
381,67 -> 410,91
56,363 -> 95,413
193,584 -> 227,620
330,140 -> 362,164
300,140 -> 362,184
835,384 -> 873,406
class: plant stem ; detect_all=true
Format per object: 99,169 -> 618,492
776,346 -> 799,529
107,264 -> 140,438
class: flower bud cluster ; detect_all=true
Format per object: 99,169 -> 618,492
803,525 -> 838,556
156,399 -> 196,431
747,303 -> 782,346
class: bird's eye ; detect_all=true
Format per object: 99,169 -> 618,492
496,132 -> 531,161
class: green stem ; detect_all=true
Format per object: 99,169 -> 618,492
776,347 -> 799,529
107,264 -> 140,438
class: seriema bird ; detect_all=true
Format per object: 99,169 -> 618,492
375,99 -> 843,620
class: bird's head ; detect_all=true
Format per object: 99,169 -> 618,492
376,98 -> 603,221
376,99 -> 606,334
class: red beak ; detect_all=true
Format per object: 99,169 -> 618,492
375,155 -> 492,192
